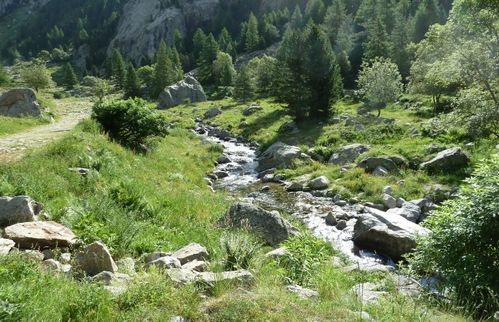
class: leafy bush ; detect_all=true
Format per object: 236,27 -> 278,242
407,154 -> 499,318
92,98 -> 169,150
220,231 -> 262,270
275,232 -> 334,285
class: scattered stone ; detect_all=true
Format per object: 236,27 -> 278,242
383,186 -> 393,195
4,221 -> 77,249
173,243 -> 209,265
242,104 -> 263,116
383,194 -> 397,209
328,144 -> 371,166
286,181 -> 304,192
342,263 -> 394,273
166,268 -> 199,285
261,174 -> 275,183
75,241 -> 118,276
214,171 -> 229,179
197,270 -> 254,285
170,316 -> 187,322
144,256 -> 181,270
204,107 -> 222,118
426,143 -> 445,154
386,201 -> 421,223
265,247 -> 288,258
355,311 -> 376,322
260,186 -> 270,193
221,203 -> 296,247
420,147 -> 470,172
217,155 -> 231,164
42,259 -> 63,273
257,168 -> 276,179
353,208 -> 430,259
257,142 -> 310,172
325,213 -> 337,226
68,167 -> 90,176
116,257 -> 135,275
357,157 -> 398,173
0,88 -> 41,117
182,260 -> 207,272
350,282 -> 387,304
19,249 -> 44,261
335,200 -> 348,207
41,248 -> 55,260
0,238 -> 15,255
278,122 -> 299,133
336,220 -> 347,230
273,174 -> 285,182
308,176 -> 330,190
286,284 -> 319,300
372,166 -> 389,176
60,252 -> 71,264
396,197 -> 406,208
364,202 -> 385,211
0,196 -> 42,227
145,252 -> 172,264
158,75 -> 207,109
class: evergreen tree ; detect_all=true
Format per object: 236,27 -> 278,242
212,52 -> 236,86
363,17 -> 392,61
192,28 -> 207,63
245,13 -> 261,52
290,5 -> 304,29
153,41 -> 174,97
391,0 -> 411,78
125,63 -> 141,98
112,48 -> 126,89
305,0 -> 326,24
330,64 -> 344,106
170,46 -> 184,82
234,64 -> 256,102
173,30 -> 184,53
62,63 -> 78,89
218,28 -> 233,53
412,0 -> 445,42
197,33 -> 219,84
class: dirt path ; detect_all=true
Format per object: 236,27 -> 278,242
0,100 -> 92,162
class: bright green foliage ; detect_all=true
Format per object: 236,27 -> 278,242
197,33 -> 219,85
62,63 -> 78,90
92,98 -> 169,150
125,63 -> 141,98
275,232 -> 334,285
234,64 -> 256,102
92,79 -> 111,103
21,63 -> 52,92
0,64 -> 10,85
111,48 -> 127,89
249,55 -> 278,97
212,52 -> 236,86
357,57 -> 403,116
244,13 -> 261,52
220,231 -> 261,270
153,41 -> 174,98
137,65 -> 155,96
407,155 -> 499,318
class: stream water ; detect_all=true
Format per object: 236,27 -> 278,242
195,123 -> 395,272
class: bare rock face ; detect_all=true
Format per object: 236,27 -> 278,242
0,196 -> 43,227
0,88 -> 41,117
4,221 -> 77,249
0,0 -> 48,17
75,241 -> 118,276
158,75 -> 207,108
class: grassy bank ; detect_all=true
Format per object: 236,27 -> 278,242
0,118 -> 468,321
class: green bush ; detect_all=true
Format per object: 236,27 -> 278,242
92,98 -> 169,150
407,154 -> 499,318
220,231 -> 262,270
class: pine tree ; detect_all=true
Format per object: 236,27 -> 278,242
412,0 -> 445,42
153,41 -> 174,97
125,63 -> 141,98
391,0 -> 411,78
212,52 -> 236,86
290,5 -> 304,29
305,0 -> 326,24
363,17 -> 392,61
324,0 -> 349,46
62,63 -> 78,89
192,28 -> 207,63
174,30 -> 184,53
218,28 -> 233,53
197,33 -> 219,84
234,64 -> 256,102
111,48 -> 126,89
245,13 -> 261,52
329,63 -> 344,106
170,46 -> 184,82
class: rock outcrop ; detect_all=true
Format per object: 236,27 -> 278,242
221,202 -> 296,246
0,88 -> 41,117
0,196 -> 42,227
353,208 -> 430,260
328,144 -> 370,165
158,75 -> 207,108
257,142 -> 310,172
420,147 -> 470,172
4,221 -> 77,249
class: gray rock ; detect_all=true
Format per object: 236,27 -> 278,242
286,284 -> 319,299
383,194 -> 397,209
92,271 -> 131,286
170,317 -> 187,322
242,104 -> 263,116
60,252 -> 71,264
386,202 -> 421,223
172,243 -> 209,265
353,208 -> 430,259
257,142 -> 310,172
166,268 -> 199,285
286,181 -> 304,192
364,202 -> 385,211
328,144 -> 370,165
4,221 -> 77,249
68,167 -> 90,176
350,282 -> 387,304
396,197 -> 406,208
0,238 -> 14,255
265,248 -> 288,258
372,166 -> 389,176
336,220 -> 347,230
383,186 -> 393,195
158,75 -> 207,108
217,155 -> 231,164
197,270 -> 254,285
221,203 -> 296,247
144,252 -> 172,264
204,107 -> 222,119
17,249 -> 44,261
0,196 -> 42,227
394,275 -> 423,298
308,176 -> 330,190
116,257 -> 136,275
75,241 -> 118,276
0,88 -> 41,117
357,157 -> 398,173
182,259 -> 207,272
42,259 -> 63,273
214,171 -> 229,179
325,213 -> 337,226
144,256 -> 181,270
420,147 -> 470,172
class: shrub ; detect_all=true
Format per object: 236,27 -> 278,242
92,98 -> 169,150
275,232 -> 334,285
220,231 -> 262,270
407,154 -> 499,318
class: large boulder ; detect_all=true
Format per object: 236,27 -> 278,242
158,75 -> 207,109
353,208 -> 430,260
172,243 -> 209,265
0,238 -> 15,255
0,88 -> 41,117
420,147 -> 470,172
75,241 -> 118,276
328,144 -> 370,165
308,176 -> 330,190
357,157 -> 398,173
257,142 -> 310,172
386,201 -> 421,223
4,221 -> 77,249
221,203 -> 296,246
0,196 -> 43,227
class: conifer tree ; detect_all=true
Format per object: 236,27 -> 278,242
218,28 -> 233,53
290,5 -> 304,29
391,0 -> 411,78
234,64 -> 256,102
363,17 -> 392,61
125,63 -> 141,98
153,41 -> 174,97
111,48 -> 126,89
192,28 -> 207,63
170,46 -> 184,82
197,33 -> 219,84
212,52 -> 236,86
245,13 -> 261,52
305,0 -> 326,24
62,62 -> 78,89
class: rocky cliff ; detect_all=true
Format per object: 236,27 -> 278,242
0,0 -> 48,17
